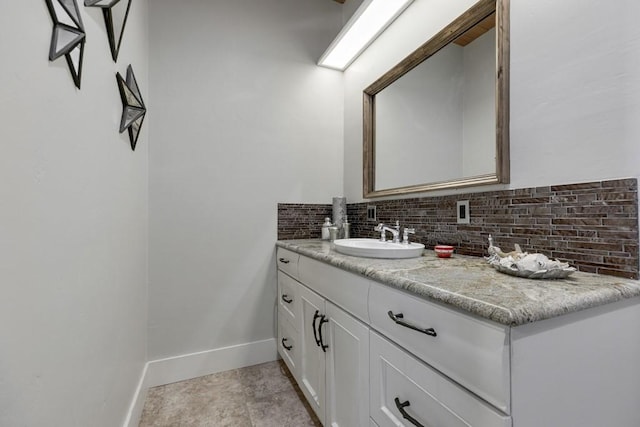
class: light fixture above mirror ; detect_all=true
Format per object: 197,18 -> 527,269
318,0 -> 414,71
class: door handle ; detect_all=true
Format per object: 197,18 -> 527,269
318,315 -> 329,352
281,338 -> 293,351
278,258 -> 290,264
394,398 -> 425,427
388,311 -> 437,337
281,294 -> 293,304
312,310 -> 322,347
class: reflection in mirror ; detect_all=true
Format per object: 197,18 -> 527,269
109,0 -> 130,54
68,44 -> 81,70
85,0 -> 119,5
53,0 -> 83,28
375,14 -> 495,189
51,26 -> 85,59
63,41 -> 85,89
363,0 -> 509,198
46,0 -> 86,89
117,65 -> 146,151
85,0 -> 132,62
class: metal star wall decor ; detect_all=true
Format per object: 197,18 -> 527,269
116,65 -> 146,151
84,0 -> 133,62
45,0 -> 86,88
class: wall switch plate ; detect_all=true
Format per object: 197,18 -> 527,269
367,205 -> 377,221
457,200 -> 470,224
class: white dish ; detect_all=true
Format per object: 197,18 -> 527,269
333,238 -> 425,259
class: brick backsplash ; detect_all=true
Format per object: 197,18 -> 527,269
277,203 -> 332,240
278,178 -> 639,279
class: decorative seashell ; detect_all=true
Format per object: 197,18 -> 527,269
516,253 -> 549,272
485,235 -> 576,279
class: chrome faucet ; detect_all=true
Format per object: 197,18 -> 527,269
374,220 -> 400,243
402,228 -> 415,244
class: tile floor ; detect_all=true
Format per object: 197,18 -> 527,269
139,360 -> 322,426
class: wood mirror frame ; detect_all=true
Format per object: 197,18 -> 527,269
363,0 -> 510,198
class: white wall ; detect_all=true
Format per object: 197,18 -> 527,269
508,0 -> 640,189
0,1 -> 149,426
148,0 -> 343,359
344,0 -> 640,201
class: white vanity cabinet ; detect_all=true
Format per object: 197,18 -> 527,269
277,244 -> 640,427
370,331 -> 511,427
276,249 -> 302,377
277,249 -> 370,426
277,248 -> 507,427
368,282 -> 510,413
298,284 -> 370,427
277,273 -> 301,375
325,300 -> 370,427
368,282 -> 511,427
297,283 -> 326,420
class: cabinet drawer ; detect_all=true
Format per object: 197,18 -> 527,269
299,255 -> 370,324
278,313 -> 300,379
276,247 -> 299,279
369,283 -> 510,413
278,272 -> 300,326
370,331 -> 511,427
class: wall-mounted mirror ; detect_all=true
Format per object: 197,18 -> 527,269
363,0 -> 509,198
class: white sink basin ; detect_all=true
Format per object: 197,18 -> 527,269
333,238 -> 425,259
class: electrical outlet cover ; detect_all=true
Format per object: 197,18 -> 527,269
457,200 -> 470,224
367,205 -> 377,221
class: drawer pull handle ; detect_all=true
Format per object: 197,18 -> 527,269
312,310 -> 322,347
281,338 -> 293,351
394,398 -> 425,427
278,258 -> 290,264
281,294 -> 293,304
388,311 -> 437,337
318,315 -> 329,352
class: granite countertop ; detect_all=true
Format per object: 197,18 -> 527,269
276,239 -> 640,326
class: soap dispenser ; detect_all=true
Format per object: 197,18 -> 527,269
343,216 -> 350,239
321,217 -> 332,240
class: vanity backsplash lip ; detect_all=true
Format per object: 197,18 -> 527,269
276,239 -> 640,327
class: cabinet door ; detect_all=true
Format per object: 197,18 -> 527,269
276,247 -> 299,279
369,282 -> 510,412
370,331 -> 511,427
325,301 -> 370,427
277,312 -> 300,378
298,284 -> 326,424
278,271 -> 300,325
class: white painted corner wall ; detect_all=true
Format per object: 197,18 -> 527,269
3,1 -> 344,425
0,1 -> 149,426
4,0 -> 640,426
147,0 -> 344,361
343,0 -> 640,201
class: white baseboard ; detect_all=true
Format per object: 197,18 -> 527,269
123,338 -> 278,427
145,338 -> 278,387
123,363 -> 149,427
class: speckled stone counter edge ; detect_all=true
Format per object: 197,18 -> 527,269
276,240 -> 640,326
